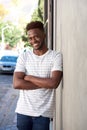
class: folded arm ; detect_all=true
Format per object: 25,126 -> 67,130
13,72 -> 40,90
24,70 -> 63,89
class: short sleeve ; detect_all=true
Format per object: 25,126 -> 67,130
51,52 -> 63,71
15,52 -> 26,72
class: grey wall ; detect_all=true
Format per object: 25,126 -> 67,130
54,0 -> 87,130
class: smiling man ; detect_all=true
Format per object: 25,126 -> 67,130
13,21 -> 63,130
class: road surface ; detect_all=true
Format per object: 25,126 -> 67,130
0,73 -> 18,130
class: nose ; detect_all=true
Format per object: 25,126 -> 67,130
32,37 -> 36,42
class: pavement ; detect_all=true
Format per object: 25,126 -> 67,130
0,84 -> 19,130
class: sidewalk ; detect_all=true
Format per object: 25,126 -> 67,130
0,85 -> 19,130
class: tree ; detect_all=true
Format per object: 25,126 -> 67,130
21,28 -> 31,47
31,0 -> 44,22
0,21 -> 22,47
21,0 -> 44,47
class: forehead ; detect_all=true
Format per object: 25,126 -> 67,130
27,28 -> 43,36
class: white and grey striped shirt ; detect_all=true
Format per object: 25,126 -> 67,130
15,49 -> 63,118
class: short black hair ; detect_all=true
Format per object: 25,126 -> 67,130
26,21 -> 44,32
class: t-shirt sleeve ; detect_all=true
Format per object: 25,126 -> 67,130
51,52 -> 63,71
15,53 -> 26,72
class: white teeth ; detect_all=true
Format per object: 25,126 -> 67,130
33,44 -> 38,47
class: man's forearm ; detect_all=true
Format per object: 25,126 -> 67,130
24,72 -> 62,89
24,75 -> 53,88
13,72 -> 41,90
13,78 -> 40,90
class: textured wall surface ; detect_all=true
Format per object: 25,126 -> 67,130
54,0 -> 87,130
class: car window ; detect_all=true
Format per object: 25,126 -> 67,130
0,56 -> 18,62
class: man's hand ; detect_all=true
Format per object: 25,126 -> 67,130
13,72 -> 40,90
24,71 -> 63,89
24,75 -> 31,81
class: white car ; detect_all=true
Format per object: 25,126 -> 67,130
0,50 -> 18,73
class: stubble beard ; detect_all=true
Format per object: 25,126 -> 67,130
33,41 -> 44,51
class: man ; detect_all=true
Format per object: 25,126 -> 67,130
13,21 -> 63,130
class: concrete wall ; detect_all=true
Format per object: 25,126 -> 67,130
54,0 -> 87,130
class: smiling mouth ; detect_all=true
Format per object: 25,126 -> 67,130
33,43 -> 38,47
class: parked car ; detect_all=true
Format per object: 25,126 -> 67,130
0,50 -> 18,73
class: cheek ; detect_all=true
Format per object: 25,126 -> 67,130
39,37 -> 44,43
36,38 -> 42,43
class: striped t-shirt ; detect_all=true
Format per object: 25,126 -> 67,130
15,49 -> 63,118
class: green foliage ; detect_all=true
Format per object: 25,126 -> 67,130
22,0 -> 44,48
0,0 -> 45,49
31,0 -> 44,22
0,21 -> 22,47
38,0 -> 44,21
21,28 -> 31,47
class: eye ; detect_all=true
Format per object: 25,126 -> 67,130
29,37 -> 32,40
28,37 -> 32,41
34,36 -> 38,40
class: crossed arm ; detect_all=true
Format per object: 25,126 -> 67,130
13,71 -> 63,90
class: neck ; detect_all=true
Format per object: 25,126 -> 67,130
33,46 -> 48,56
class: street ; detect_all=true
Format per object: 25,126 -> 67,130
0,73 -> 18,130
0,74 -> 13,86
